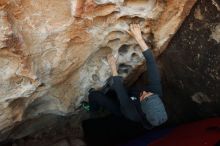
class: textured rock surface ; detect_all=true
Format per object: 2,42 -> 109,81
160,0 -> 220,124
0,0 -> 196,140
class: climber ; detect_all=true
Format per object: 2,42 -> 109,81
87,24 -> 168,128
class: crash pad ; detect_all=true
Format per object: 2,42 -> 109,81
149,118 -> 220,146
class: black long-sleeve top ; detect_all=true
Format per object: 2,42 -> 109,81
110,49 -> 162,128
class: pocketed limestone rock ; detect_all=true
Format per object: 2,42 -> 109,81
0,0 -> 196,141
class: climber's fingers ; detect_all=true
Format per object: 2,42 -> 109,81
134,24 -> 139,29
127,24 -> 138,36
126,29 -> 133,36
131,24 -> 139,29
130,24 -> 141,33
130,24 -> 135,32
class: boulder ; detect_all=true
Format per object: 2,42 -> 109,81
0,0 -> 196,141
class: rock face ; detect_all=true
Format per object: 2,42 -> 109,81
0,0 -> 196,141
160,0 -> 220,124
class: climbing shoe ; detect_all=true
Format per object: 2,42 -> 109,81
80,101 -> 90,112
88,88 -> 95,94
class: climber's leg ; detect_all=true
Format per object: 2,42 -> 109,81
88,91 -> 122,117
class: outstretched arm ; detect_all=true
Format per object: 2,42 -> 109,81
129,24 -> 162,97
142,49 -> 162,97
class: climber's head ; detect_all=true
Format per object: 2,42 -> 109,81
140,91 -> 168,126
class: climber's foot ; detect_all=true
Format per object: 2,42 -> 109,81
88,88 -> 95,94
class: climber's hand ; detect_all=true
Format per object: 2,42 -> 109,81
129,24 -> 143,41
128,24 -> 149,52
107,54 -> 118,76
107,54 -> 117,66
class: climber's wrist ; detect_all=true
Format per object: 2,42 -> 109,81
136,38 -> 149,52
110,66 -> 118,76
112,69 -> 118,76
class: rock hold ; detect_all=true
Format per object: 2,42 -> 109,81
0,0 -> 196,141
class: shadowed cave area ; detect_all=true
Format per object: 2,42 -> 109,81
0,0 -> 220,146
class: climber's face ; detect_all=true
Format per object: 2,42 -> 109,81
139,91 -> 153,101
